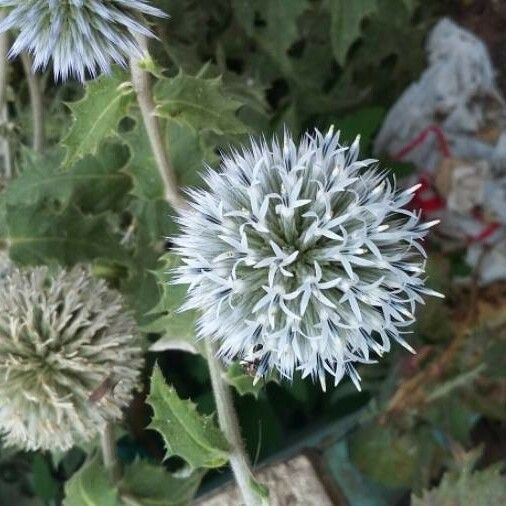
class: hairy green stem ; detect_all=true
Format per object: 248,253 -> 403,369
0,10 -> 12,178
205,340 -> 262,506
21,53 -> 44,153
129,36 -> 183,210
130,36 -> 259,504
100,422 -> 121,483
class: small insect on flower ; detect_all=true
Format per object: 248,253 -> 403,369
0,0 -> 167,81
239,344 -> 265,379
172,127 -> 443,391
0,266 -> 143,452
87,373 -> 121,404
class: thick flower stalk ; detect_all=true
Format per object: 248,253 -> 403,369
0,266 -> 143,451
173,128 -> 442,390
0,0 -> 166,81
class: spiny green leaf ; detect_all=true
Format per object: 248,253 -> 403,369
340,0 -> 426,103
166,119 -> 216,188
233,0 -> 307,83
63,457 -> 119,506
6,204 -> 129,266
147,364 -> 230,469
123,112 -> 214,196
330,0 -> 378,65
119,459 -> 204,506
155,71 -> 249,136
63,70 -> 133,167
224,363 -> 268,399
121,114 -> 164,201
119,224 -> 165,325
6,143 -> 131,213
254,0 -> 308,56
143,254 -> 200,354
412,451 -> 506,506
146,311 -> 200,355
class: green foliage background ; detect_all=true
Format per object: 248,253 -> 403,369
1,0 -> 505,505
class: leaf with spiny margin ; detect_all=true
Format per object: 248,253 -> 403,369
233,0 -> 308,59
62,70 -> 133,167
232,0 -> 308,84
224,363 -> 267,399
256,0 -> 308,55
119,223 -> 164,326
330,0 -> 378,65
6,143 -> 131,213
144,254 -> 200,354
63,457 -> 120,506
147,364 -> 230,469
166,119 -> 217,188
121,114 -> 164,201
121,113 -> 212,203
118,459 -> 204,506
6,203 -> 130,267
148,325 -> 200,355
411,448 -> 506,506
155,71 -> 249,136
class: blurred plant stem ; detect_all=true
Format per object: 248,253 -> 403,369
20,53 -> 44,153
205,340 -> 263,506
129,38 -> 261,505
0,10 -> 12,178
129,35 -> 184,210
100,422 -> 121,483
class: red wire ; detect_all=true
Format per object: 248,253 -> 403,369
392,124 -> 500,243
393,124 -> 452,160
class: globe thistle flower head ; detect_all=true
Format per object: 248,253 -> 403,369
0,0 -> 167,81
0,266 -> 143,452
172,128 -> 443,391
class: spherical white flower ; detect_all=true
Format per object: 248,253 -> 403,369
0,0 -> 167,81
0,266 -> 143,451
172,128 -> 442,390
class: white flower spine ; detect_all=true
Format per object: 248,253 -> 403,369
0,266 -> 143,451
172,128 -> 443,391
0,0 -> 167,81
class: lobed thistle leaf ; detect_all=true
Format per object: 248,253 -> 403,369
147,364 -> 230,469
63,455 -> 204,506
0,266 -> 143,452
63,456 -> 118,506
172,127 -> 443,391
62,70 -> 133,167
0,0 -> 167,81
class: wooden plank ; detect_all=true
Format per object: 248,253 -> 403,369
195,453 -> 340,505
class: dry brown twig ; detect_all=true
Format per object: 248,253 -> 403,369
381,239 -> 502,421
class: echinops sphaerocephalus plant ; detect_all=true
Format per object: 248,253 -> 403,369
0,266 -> 143,451
172,128 -> 443,390
0,0 -> 167,80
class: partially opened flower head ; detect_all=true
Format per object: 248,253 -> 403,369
0,266 -> 143,451
0,0 -> 167,81
173,128 -> 442,390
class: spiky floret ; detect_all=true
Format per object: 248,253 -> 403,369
172,128 -> 442,390
0,0 -> 167,81
0,266 -> 143,452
